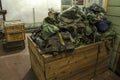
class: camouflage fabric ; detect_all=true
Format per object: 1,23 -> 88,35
89,3 -> 105,13
43,11 -> 60,26
104,28 -> 116,39
43,17 -> 59,26
59,5 -> 94,45
31,24 -> 75,54
41,24 -> 59,40
59,6 -> 85,27
31,4 -> 116,55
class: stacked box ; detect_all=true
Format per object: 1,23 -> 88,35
4,20 -> 25,42
2,40 -> 25,51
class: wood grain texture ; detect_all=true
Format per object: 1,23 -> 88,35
0,34 -> 119,80
107,7 -> 120,16
28,37 -> 111,80
4,24 -> 25,42
109,0 -> 120,6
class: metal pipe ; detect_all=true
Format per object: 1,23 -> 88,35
33,8 -> 35,27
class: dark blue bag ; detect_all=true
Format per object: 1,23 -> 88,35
95,19 -> 111,33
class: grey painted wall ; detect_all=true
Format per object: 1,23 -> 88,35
2,0 -> 61,23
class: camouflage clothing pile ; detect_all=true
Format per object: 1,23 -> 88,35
59,4 -> 115,45
31,24 -> 75,55
31,4 -> 115,54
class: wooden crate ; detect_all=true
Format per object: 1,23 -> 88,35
28,37 -> 110,80
118,44 -> 120,53
4,24 -> 24,33
3,40 -> 25,51
116,53 -> 120,75
4,24 -> 25,42
113,42 -> 120,75
5,32 -> 25,42
113,53 -> 120,74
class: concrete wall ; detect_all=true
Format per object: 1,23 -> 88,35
2,0 -> 61,23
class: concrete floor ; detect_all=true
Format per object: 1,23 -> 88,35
0,35 -> 38,80
0,34 -> 120,80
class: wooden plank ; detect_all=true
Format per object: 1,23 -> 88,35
68,59 -> 96,80
45,45 -> 98,71
3,40 -> 25,51
28,37 -> 45,69
45,45 -> 98,79
4,24 -> 25,42
107,16 -> 120,26
107,7 -> 120,16
29,48 -> 45,72
69,46 -> 97,64
48,62 -> 96,80
96,57 -> 109,75
4,25 -> 24,33
109,0 -> 120,6
44,41 -> 101,63
30,51 -> 46,80
45,57 -> 96,79
112,25 -> 120,35
96,45 -> 110,75
45,46 -> 108,79
65,64 -> 95,80
118,44 -> 120,52
6,32 -> 25,42
116,53 -> 120,74
113,53 -> 120,72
